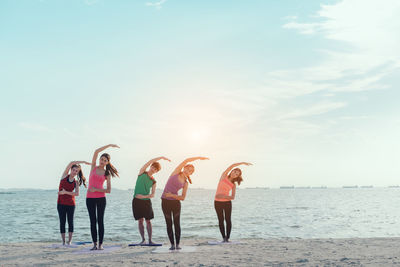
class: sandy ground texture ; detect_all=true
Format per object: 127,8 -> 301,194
1,238 -> 400,266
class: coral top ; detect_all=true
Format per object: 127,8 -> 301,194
86,167 -> 106,198
215,177 -> 234,202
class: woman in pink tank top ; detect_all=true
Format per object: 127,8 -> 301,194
161,156 -> 209,250
86,144 -> 120,251
214,162 -> 252,242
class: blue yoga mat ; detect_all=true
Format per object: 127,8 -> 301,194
73,241 -> 92,245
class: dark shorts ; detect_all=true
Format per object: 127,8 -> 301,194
132,198 -> 154,220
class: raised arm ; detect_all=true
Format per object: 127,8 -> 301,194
91,144 -> 120,171
138,156 -> 171,176
220,162 -> 252,181
61,161 -> 91,179
171,156 -> 209,176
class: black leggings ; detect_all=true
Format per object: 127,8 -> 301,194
57,204 -> 75,233
161,199 -> 181,245
214,201 -> 232,239
86,197 -> 106,244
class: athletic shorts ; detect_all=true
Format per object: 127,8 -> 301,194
132,198 -> 154,220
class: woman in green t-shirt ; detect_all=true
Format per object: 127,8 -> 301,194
132,156 -> 170,245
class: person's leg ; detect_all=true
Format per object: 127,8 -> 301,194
162,199 -> 175,249
138,218 -> 145,244
97,197 -> 106,249
145,219 -> 153,244
57,204 -> 67,244
172,201 -> 181,249
86,198 -> 98,250
66,205 -> 75,245
225,201 -> 232,241
214,201 -> 226,240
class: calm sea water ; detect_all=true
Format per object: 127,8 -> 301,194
1,188 -> 400,243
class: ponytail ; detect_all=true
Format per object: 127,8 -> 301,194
71,164 -> 87,188
78,169 -> 87,188
186,176 -> 192,184
105,163 -> 119,178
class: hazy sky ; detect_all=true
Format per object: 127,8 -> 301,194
1,0 -> 400,189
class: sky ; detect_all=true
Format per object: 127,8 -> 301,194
1,0 -> 400,189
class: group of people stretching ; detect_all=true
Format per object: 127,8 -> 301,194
57,144 -> 252,250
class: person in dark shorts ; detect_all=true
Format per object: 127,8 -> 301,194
133,156 -> 170,245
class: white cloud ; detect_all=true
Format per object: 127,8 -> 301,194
280,0 -> 400,96
278,102 -> 347,120
146,0 -> 167,9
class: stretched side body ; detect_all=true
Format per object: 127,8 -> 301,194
162,156 -> 209,250
133,156 -> 171,245
164,156 -> 209,201
214,162 -> 252,242
86,144 -> 119,251
215,162 -> 252,201
57,160 -> 90,245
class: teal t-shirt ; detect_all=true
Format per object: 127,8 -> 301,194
134,172 -> 156,200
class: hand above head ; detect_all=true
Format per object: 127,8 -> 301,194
161,157 -> 171,162
199,157 -> 209,160
109,144 -> 120,148
242,162 -> 253,166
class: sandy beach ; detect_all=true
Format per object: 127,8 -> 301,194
1,238 -> 400,266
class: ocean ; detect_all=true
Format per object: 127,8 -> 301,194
1,188 -> 400,243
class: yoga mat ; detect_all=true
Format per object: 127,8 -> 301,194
207,240 -> 241,245
152,246 -> 196,254
73,245 -> 122,254
44,244 -> 79,248
129,243 -> 162,247
73,241 -> 92,245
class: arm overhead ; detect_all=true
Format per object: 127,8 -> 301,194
220,162 -> 252,181
91,144 -> 120,171
61,161 -> 91,180
138,156 -> 171,176
171,156 -> 209,176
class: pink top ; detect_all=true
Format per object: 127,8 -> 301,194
86,167 -> 106,198
215,177 -> 234,202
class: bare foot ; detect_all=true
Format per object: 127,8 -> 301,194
139,240 -> 146,245
90,244 -> 97,251
98,244 -> 104,250
169,244 -> 175,250
67,241 -> 71,246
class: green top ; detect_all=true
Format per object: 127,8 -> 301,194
134,172 -> 156,200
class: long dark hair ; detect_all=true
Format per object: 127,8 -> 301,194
71,164 -> 87,188
229,168 -> 243,185
101,153 -> 119,178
